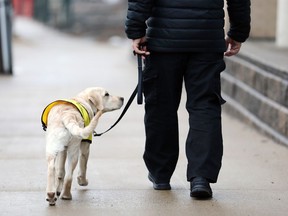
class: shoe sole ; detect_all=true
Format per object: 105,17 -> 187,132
190,188 -> 212,199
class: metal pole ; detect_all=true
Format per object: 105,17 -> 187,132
0,0 -> 12,74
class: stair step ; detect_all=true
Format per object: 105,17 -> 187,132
225,56 -> 288,108
222,51 -> 288,146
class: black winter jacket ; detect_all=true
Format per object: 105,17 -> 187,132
125,0 -> 251,52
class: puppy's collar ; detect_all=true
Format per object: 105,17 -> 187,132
41,99 -> 92,143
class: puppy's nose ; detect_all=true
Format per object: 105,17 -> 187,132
120,97 -> 124,102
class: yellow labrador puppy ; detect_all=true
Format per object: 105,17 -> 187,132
42,87 -> 124,206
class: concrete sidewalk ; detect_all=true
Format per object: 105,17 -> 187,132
0,17 -> 287,216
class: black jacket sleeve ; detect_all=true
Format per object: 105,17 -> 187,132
227,0 -> 251,42
125,0 -> 153,39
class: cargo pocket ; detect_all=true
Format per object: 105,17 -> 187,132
214,60 -> 226,105
143,56 -> 158,104
214,89 -> 226,105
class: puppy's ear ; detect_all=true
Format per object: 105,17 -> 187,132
89,95 -> 104,111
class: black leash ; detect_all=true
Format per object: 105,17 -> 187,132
137,54 -> 143,104
94,54 -> 143,137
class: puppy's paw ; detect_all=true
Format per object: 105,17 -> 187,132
60,192 -> 72,200
60,191 -> 72,200
46,192 -> 57,206
95,110 -> 103,118
77,176 -> 89,186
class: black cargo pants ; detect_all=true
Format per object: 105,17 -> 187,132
142,52 -> 226,184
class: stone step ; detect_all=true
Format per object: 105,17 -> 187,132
224,56 -> 288,108
222,56 -> 288,146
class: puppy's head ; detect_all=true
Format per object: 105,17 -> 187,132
78,87 -> 124,113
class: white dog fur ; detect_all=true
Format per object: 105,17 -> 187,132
44,87 -> 123,205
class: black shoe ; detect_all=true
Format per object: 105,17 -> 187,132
190,177 -> 212,199
148,173 -> 171,190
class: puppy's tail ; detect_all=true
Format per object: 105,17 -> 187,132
63,111 -> 103,139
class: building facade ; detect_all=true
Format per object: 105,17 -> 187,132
226,0 -> 288,47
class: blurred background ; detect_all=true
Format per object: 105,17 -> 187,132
0,0 -> 128,76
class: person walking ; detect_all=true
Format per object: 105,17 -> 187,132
125,0 -> 250,199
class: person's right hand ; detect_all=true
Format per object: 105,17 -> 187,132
132,37 -> 150,57
224,36 -> 242,57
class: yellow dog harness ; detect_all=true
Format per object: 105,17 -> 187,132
41,99 -> 92,143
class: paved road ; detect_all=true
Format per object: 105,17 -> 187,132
0,17 -> 287,216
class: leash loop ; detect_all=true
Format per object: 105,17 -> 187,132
137,54 -> 143,104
